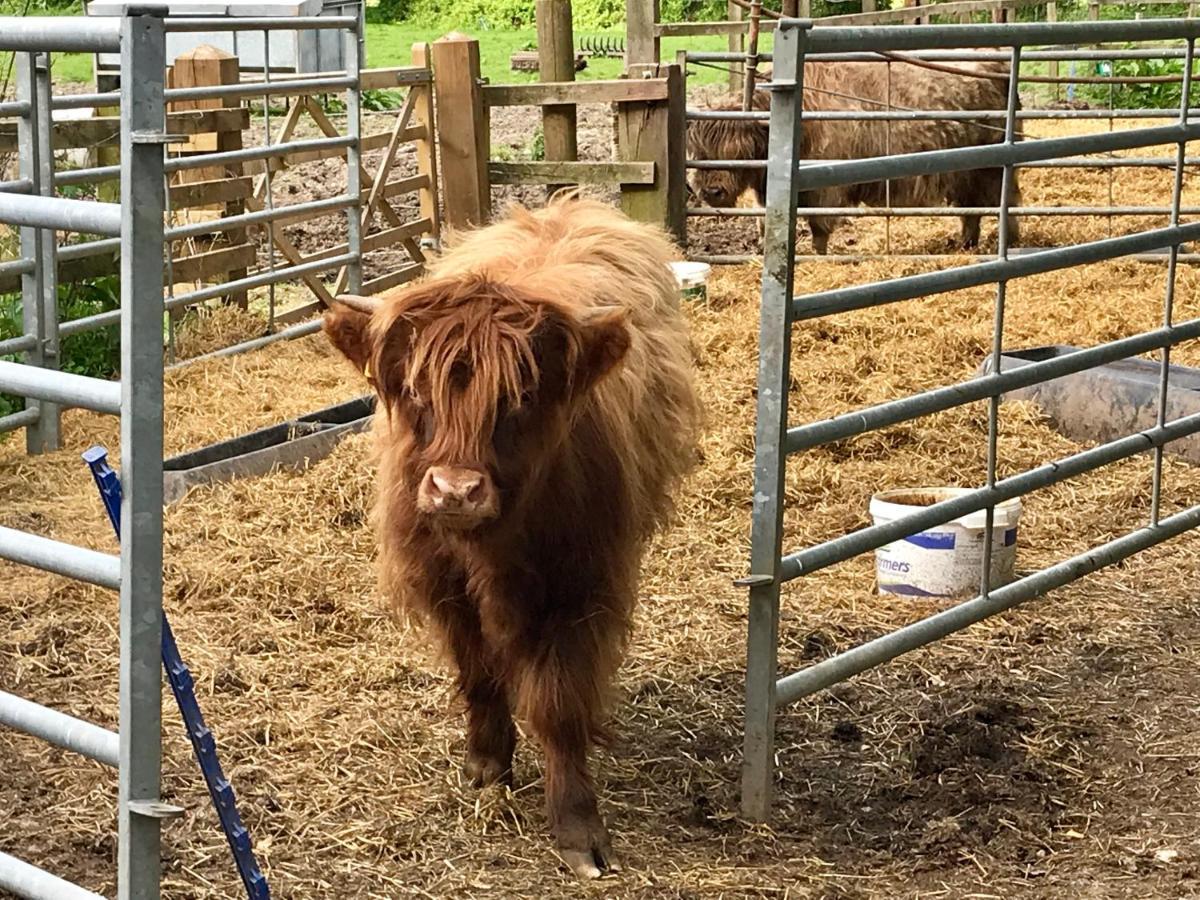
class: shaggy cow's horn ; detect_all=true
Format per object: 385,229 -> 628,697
333,293 -> 380,315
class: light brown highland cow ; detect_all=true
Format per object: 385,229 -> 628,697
689,58 -> 1022,252
322,196 -> 701,879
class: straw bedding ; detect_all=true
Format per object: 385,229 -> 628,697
3,123 -> 1200,899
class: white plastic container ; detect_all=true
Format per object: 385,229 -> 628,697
869,487 -> 1022,598
669,261 -> 711,303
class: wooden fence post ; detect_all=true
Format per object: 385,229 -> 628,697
617,63 -> 685,245
168,44 -> 248,308
727,0 -> 744,92
411,42 -> 442,241
626,0 -> 660,68
431,33 -> 490,230
536,0 -> 578,197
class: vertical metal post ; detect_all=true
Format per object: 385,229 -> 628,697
119,10 -> 166,900
1151,39 -> 1194,525
263,30 -> 278,330
33,50 -> 59,451
342,21 -> 362,293
15,52 -> 47,454
741,20 -> 807,823
980,44 -> 1022,597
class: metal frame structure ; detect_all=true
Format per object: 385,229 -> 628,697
0,12 -> 168,898
683,40 -> 1200,262
743,17 -> 1200,821
0,8 -> 373,897
0,8 -> 439,452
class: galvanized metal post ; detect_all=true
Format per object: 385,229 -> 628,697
741,19 -> 806,823
33,50 -> 59,451
343,20 -> 362,293
118,10 -> 166,900
1151,38 -> 1195,525
15,51 -> 47,455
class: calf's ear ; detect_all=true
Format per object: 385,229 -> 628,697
322,298 -> 374,375
574,306 -> 631,396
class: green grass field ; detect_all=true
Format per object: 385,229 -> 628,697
38,22 -> 768,86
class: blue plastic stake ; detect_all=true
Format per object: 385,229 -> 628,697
82,446 -> 271,900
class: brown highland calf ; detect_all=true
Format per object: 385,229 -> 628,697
322,196 -> 701,878
688,59 -> 1022,252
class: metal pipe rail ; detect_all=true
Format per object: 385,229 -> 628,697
163,15 -> 358,31
0,407 -> 39,433
792,220 -> 1200,320
0,851 -> 105,900
689,156 -> 1200,170
0,526 -> 121,589
0,16 -> 119,52
164,74 -> 356,103
162,135 -> 355,174
0,360 -> 121,414
688,47 -> 1200,63
689,204 -> 1200,217
0,193 -> 121,236
793,123 -> 1200,192
165,192 -> 357,241
687,107 -> 1200,120
0,690 -> 119,767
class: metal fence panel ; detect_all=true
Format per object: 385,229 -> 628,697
744,16 -> 1200,822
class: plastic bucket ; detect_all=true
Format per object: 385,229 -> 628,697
669,261 -> 711,303
869,487 -> 1022,598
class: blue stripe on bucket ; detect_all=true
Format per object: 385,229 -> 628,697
880,582 -> 941,597
905,532 -> 956,550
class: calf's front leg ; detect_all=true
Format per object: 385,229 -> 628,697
519,644 -> 620,879
436,595 -> 517,788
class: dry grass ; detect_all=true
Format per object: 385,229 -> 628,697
3,117 -> 1200,899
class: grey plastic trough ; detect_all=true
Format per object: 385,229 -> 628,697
162,394 -> 374,504
982,345 -> 1200,464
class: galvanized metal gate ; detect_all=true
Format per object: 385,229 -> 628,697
0,13 -> 169,897
744,17 -> 1200,820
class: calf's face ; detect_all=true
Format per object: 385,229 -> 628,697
322,283 -> 630,532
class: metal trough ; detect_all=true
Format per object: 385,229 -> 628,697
162,394 -> 373,504
982,345 -> 1200,464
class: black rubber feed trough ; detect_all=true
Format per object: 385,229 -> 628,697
162,394 -> 375,504
981,345 -> 1200,465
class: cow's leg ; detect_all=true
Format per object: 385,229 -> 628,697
436,596 -> 517,788
809,215 -> 833,255
528,656 -> 616,878
960,213 -> 982,249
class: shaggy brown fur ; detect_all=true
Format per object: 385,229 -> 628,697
322,196 -> 701,879
688,59 -> 1023,252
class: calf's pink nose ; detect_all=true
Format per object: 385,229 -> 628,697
419,466 -> 496,519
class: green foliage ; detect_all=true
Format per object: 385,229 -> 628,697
530,125 -> 545,161
0,277 -> 122,426
1087,56 -> 1185,109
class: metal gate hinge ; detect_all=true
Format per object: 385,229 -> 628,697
128,800 -> 186,820
131,130 -> 187,145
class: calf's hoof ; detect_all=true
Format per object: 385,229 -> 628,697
556,816 -> 621,879
463,749 -> 512,788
